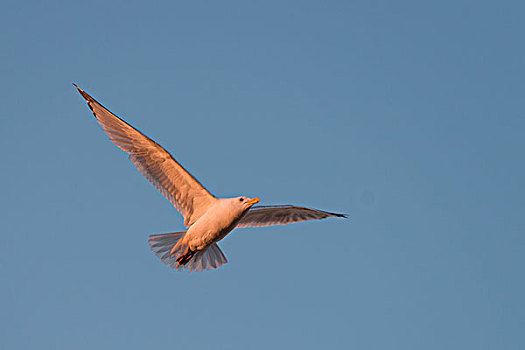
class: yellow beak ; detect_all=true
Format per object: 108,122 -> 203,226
246,197 -> 260,205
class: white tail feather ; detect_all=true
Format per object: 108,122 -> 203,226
184,243 -> 228,272
148,232 -> 228,272
148,231 -> 186,269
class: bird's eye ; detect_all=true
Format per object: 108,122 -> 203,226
239,198 -> 244,202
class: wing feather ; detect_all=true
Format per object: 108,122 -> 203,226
75,85 -> 216,227
235,205 -> 347,228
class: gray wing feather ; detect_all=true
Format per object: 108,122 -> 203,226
235,205 -> 347,228
75,85 -> 216,227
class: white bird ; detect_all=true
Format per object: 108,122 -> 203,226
74,84 -> 346,272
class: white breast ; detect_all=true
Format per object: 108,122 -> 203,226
184,199 -> 245,250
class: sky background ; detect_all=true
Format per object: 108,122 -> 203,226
1,1 -> 524,349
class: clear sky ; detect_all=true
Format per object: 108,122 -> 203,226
2,1 -> 524,349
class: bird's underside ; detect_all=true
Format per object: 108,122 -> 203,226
75,84 -> 346,272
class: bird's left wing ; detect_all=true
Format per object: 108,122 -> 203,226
74,85 -> 217,227
235,205 -> 346,228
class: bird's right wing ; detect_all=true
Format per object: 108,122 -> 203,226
235,205 -> 347,228
74,85 -> 217,227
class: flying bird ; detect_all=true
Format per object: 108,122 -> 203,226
74,84 -> 346,272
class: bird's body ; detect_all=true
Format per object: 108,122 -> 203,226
182,197 -> 257,251
75,84 -> 346,272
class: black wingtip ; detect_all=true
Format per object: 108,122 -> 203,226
324,209 -> 348,218
72,83 -> 82,93
72,83 -> 94,103
72,83 -> 83,95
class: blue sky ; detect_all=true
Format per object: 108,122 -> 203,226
2,1 -> 524,349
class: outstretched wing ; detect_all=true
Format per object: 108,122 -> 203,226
74,84 -> 217,227
235,205 -> 347,228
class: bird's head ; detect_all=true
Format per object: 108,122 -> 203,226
233,196 -> 260,210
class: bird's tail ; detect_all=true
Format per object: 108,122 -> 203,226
148,232 -> 228,272
148,231 -> 187,267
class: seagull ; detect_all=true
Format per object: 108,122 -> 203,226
74,84 -> 346,272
